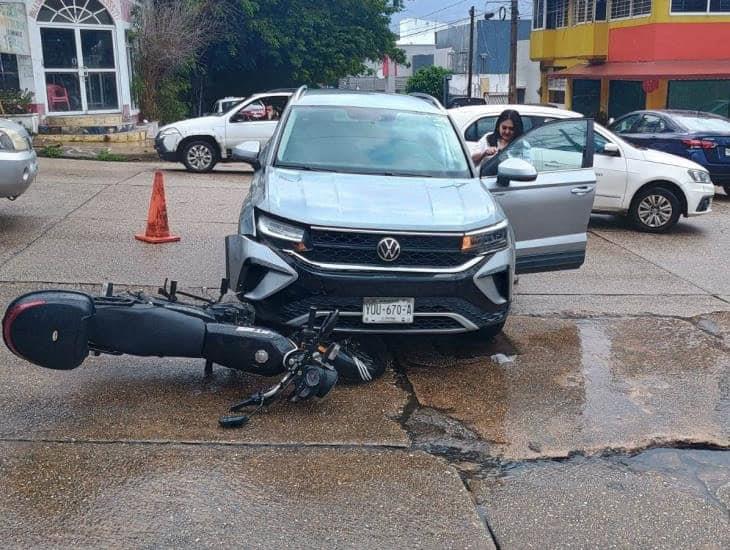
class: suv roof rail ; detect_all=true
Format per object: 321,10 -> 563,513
408,92 -> 445,111
293,85 -> 308,102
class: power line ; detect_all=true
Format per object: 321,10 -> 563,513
407,0 -> 472,21
396,14 -> 475,41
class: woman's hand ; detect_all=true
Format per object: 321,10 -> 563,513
484,146 -> 498,157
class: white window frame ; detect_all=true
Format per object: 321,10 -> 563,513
573,0 -> 596,24
610,0 -> 652,20
670,0 -> 730,14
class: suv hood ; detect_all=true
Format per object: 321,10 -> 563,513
160,115 -> 224,133
641,148 -> 706,171
261,168 -> 502,232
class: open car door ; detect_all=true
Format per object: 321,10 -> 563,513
480,119 -> 596,274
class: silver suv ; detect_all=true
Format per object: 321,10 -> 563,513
225,88 -> 596,335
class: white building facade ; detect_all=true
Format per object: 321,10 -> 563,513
0,0 -> 138,124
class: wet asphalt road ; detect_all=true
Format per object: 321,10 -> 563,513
0,159 -> 727,548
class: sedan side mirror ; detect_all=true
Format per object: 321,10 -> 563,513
496,157 -> 538,187
603,142 -> 620,156
232,141 -> 261,170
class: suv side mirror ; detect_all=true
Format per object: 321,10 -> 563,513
232,141 -> 261,170
496,158 -> 537,187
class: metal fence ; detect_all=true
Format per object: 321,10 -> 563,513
338,77 -> 410,93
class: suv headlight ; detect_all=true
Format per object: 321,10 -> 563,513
157,127 -> 181,138
461,220 -> 509,254
688,169 -> 711,184
0,128 -> 31,152
257,213 -> 309,251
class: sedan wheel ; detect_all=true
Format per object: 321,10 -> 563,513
629,187 -> 681,233
182,141 -> 217,173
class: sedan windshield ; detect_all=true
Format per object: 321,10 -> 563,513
673,115 -> 730,133
275,106 -> 471,178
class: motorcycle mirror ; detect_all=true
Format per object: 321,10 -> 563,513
319,310 -> 340,340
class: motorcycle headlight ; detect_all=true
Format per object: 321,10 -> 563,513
257,214 -> 309,251
0,128 -> 31,152
461,220 -> 509,254
688,169 -> 711,184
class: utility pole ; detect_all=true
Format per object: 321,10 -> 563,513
467,5 -> 475,98
508,0 -> 518,103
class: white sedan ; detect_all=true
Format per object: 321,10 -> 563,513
450,105 -> 716,232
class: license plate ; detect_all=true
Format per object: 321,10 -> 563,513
725,147 -> 730,157
362,298 -> 414,324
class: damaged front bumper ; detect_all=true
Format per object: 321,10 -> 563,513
225,234 -> 513,334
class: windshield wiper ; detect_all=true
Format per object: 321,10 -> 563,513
275,163 -> 340,173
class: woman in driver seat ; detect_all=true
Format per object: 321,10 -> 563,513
472,109 -> 524,165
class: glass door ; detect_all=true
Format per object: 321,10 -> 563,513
80,28 -> 118,111
41,27 -> 119,113
41,27 -> 83,112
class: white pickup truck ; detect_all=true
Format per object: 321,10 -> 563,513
154,91 -> 292,172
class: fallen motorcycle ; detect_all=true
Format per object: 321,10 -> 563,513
2,279 -> 381,427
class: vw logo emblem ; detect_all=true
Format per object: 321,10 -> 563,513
377,237 -> 401,262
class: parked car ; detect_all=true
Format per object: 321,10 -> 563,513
225,88 -> 597,336
609,109 -> 730,196
0,118 -> 38,201
154,91 -> 293,172
208,96 -> 246,115
451,105 -> 715,232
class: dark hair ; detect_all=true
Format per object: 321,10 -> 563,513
487,109 -> 524,146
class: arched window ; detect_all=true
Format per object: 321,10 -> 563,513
38,0 -> 113,25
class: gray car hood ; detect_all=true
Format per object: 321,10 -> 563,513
261,167 -> 502,232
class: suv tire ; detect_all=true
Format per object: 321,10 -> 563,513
629,186 -> 681,233
182,140 -> 218,173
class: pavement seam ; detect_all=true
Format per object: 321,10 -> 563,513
0,168 -> 149,271
588,229 -> 716,295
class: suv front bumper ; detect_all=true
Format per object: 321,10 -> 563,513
226,234 -> 513,334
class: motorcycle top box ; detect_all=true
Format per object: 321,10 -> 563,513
3,291 -> 94,371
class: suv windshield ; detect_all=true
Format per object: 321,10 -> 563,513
275,106 -> 471,178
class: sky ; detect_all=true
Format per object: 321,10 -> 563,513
390,0 -> 534,31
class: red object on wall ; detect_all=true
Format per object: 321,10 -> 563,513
642,79 -> 659,93
383,56 -> 390,77
609,23 -> 730,62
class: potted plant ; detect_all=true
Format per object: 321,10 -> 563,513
0,89 -> 39,134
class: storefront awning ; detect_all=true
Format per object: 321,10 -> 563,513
548,60 -> 730,80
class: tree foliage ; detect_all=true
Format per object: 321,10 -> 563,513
191,0 -> 405,113
406,66 -> 452,105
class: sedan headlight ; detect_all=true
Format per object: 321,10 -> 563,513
157,127 -> 181,138
461,220 -> 509,254
257,214 -> 309,251
688,169 -> 711,184
0,128 -> 31,152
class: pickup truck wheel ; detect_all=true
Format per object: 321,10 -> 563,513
629,186 -> 681,233
182,141 -> 218,173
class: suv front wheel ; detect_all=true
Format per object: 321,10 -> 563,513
182,140 -> 218,173
629,186 -> 681,233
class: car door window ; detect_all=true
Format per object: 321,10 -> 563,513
611,114 -> 641,134
464,114 -> 549,142
634,114 -> 666,134
481,119 -> 591,176
232,100 -> 265,123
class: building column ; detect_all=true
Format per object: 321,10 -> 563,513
600,79 -> 609,114
646,80 -> 668,109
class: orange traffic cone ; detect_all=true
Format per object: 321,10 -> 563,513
135,171 -> 180,244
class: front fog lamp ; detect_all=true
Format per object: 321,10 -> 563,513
462,222 -> 509,254
257,214 -> 308,251
688,169 -> 711,184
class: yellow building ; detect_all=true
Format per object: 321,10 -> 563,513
530,0 -> 730,119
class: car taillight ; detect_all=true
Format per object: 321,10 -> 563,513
682,139 -> 716,149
